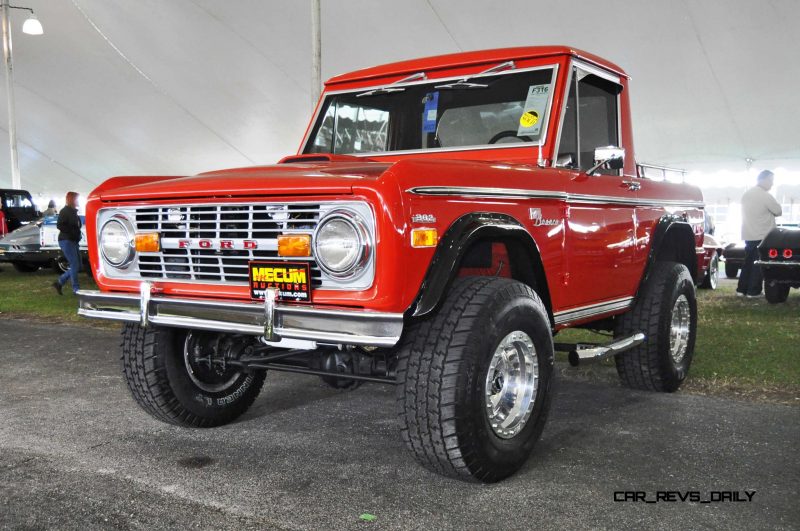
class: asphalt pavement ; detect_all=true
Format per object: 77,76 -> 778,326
1,319 -> 798,530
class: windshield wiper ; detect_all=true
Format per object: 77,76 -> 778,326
434,60 -> 516,90
355,71 -> 427,97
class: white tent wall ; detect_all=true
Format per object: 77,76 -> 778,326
0,0 -> 798,197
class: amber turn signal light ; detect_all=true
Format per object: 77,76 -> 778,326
135,232 -> 160,252
278,234 -> 312,257
411,228 -> 438,248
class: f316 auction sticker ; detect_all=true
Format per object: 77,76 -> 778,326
249,261 -> 311,302
519,111 -> 539,128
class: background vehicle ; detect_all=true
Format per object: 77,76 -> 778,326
0,189 -> 38,237
0,215 -> 89,273
76,46 -> 705,483
699,214 -> 722,289
757,226 -> 800,303
722,242 -> 745,278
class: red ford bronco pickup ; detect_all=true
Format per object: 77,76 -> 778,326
79,46 -> 706,483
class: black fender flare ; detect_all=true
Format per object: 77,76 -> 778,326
407,212 -> 552,321
638,214 -> 698,296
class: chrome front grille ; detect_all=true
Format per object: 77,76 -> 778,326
132,203 -> 324,285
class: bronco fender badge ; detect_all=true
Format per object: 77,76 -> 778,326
529,208 -> 559,227
412,213 -> 436,224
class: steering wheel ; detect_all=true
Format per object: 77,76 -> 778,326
487,130 -> 533,144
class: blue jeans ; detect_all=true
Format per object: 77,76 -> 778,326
736,240 -> 762,296
58,240 -> 81,293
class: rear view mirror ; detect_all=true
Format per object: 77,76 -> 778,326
588,146 -> 625,175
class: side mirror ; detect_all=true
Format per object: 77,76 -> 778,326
588,146 -> 625,175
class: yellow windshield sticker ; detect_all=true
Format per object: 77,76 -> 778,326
520,111 -> 539,128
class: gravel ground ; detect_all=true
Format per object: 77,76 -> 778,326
1,319 -> 798,530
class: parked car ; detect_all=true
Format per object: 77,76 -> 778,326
0,188 -> 38,237
76,46 -> 707,483
722,241 -> 745,278
757,226 -> 800,303
0,215 -> 89,273
722,223 -> 797,280
699,214 -> 722,289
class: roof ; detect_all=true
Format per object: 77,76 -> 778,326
325,46 -> 627,86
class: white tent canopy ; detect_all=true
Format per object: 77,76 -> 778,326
2,0 -> 799,197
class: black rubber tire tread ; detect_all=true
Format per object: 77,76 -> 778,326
700,254 -> 718,289
724,262 -> 739,279
396,276 -> 552,483
12,261 -> 39,273
120,324 -> 265,428
615,261 -> 696,392
764,281 -> 790,304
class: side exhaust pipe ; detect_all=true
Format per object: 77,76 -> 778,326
554,332 -> 646,367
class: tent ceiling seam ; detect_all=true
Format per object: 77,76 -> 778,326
187,0 -> 308,94
0,124 -> 96,187
69,0 -> 256,164
426,0 -> 462,52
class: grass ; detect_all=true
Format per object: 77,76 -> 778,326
1,265 -> 797,400
0,265 -> 106,324
556,277 -> 800,401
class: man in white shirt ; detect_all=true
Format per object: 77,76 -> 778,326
737,170 -> 782,297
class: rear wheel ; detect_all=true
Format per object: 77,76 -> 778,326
764,281 -> 790,304
396,277 -> 553,483
724,262 -> 739,279
121,324 -> 265,427
12,262 -> 39,273
615,262 -> 697,392
700,253 -> 718,289
53,255 -> 69,273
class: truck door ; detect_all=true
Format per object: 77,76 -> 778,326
559,66 -> 639,308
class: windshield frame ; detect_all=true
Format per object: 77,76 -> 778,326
301,63 -> 560,158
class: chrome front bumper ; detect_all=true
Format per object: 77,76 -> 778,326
77,284 -> 404,348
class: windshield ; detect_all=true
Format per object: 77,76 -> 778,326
305,66 -> 556,155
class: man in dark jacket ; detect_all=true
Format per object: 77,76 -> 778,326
52,191 -> 82,295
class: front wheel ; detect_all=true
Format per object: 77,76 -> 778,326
396,277 -> 554,483
764,281 -> 790,304
615,261 -> 697,392
120,324 -> 265,427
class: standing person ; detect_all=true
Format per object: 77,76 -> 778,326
737,170 -> 782,297
42,200 -> 58,217
52,192 -> 82,295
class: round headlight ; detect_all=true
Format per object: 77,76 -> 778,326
314,211 -> 370,278
100,217 -> 135,267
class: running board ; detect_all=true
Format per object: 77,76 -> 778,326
554,333 -> 646,367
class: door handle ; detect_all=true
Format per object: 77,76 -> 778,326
621,180 -> 641,191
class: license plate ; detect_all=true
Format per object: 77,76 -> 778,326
248,261 -> 311,303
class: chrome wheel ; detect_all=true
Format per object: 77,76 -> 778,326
708,256 -> 718,289
484,330 -> 539,439
669,294 -> 691,363
183,332 -> 242,393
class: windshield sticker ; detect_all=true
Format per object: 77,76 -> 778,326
517,84 -> 550,137
422,92 -> 439,134
520,111 -> 539,128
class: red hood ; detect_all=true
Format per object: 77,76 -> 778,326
98,160 -> 392,201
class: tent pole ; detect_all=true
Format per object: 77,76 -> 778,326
1,0 -> 20,189
311,0 -> 321,109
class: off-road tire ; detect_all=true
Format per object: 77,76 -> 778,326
396,277 -> 553,483
12,262 -> 39,273
120,324 -> 265,427
615,261 -> 697,392
700,253 -> 718,289
724,262 -> 739,279
764,281 -> 789,304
